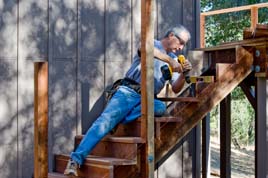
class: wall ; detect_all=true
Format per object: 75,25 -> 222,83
0,0 -> 199,177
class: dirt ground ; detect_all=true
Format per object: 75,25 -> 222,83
210,138 -> 255,178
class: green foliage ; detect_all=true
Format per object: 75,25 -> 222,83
200,0 -> 264,146
210,87 -> 255,146
201,0 -> 268,47
231,87 -> 255,145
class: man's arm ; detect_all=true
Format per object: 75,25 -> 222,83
153,48 -> 183,73
171,73 -> 185,93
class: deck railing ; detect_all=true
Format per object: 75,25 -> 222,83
200,2 -> 268,47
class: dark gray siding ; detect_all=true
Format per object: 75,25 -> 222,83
0,0 -> 200,177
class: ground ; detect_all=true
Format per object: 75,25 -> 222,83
210,137 -> 255,178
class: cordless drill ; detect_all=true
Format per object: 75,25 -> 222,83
160,53 -> 191,83
177,55 -> 191,83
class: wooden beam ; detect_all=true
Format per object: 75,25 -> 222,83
140,0 -> 155,177
201,2 -> 268,16
34,62 -> 48,178
239,80 -> 256,110
220,94 -> 231,178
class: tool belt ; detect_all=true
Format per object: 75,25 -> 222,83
105,78 -> 141,102
120,78 -> 141,94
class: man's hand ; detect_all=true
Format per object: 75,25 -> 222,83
169,59 -> 183,73
182,59 -> 192,72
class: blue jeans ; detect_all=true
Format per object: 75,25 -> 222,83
70,86 -> 166,165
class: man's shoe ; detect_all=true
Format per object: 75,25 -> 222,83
64,159 -> 79,177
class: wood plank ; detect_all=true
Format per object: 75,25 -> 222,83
34,62 -> 48,178
157,97 -> 199,102
76,135 -> 144,144
243,28 -> 268,39
54,154 -> 112,178
48,172 -> 75,178
256,24 -> 268,30
197,38 -> 268,51
155,46 -> 253,162
75,136 -> 144,160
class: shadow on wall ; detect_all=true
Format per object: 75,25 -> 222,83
0,0 -> 196,177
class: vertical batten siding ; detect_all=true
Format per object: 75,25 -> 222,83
79,0 -> 106,133
0,0 -> 199,177
0,0 -> 17,178
49,0 -> 78,161
18,1 -> 49,178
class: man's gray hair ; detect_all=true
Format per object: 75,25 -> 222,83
164,25 -> 191,43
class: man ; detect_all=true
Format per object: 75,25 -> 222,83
64,24 -> 192,176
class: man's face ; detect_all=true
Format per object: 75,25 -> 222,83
167,31 -> 188,54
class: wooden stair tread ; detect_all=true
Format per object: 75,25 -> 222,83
56,154 -> 136,166
48,172 -> 82,178
154,116 -> 183,122
76,135 -> 145,144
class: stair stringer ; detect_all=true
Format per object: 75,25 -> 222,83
155,46 -> 253,162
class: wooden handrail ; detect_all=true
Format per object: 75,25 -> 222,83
201,2 -> 268,16
200,2 -> 268,47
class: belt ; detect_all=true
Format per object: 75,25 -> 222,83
120,78 -> 141,94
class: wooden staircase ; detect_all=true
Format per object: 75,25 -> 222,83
48,45 -> 254,178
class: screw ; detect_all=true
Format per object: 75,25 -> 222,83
148,155 -> 154,163
255,50 -> 260,57
255,65 -> 260,72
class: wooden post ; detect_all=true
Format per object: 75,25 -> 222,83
220,94 -> 231,178
34,62 -> 48,178
255,77 -> 268,178
202,114 -> 211,178
200,14 -> 205,48
250,6 -> 258,30
140,0 -> 155,177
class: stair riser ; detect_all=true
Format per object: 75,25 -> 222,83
75,139 -> 138,160
55,157 -> 113,178
111,122 -> 141,137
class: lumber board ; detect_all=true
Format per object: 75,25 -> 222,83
155,46 -> 253,162
157,97 -> 199,102
34,62 -> 48,178
196,37 -> 268,51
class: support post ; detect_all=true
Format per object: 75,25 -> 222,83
220,94 -> 231,178
140,0 -> 155,178
250,6 -> 258,30
200,14 -> 205,48
34,62 -> 48,178
255,77 -> 268,178
202,114 -> 210,178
